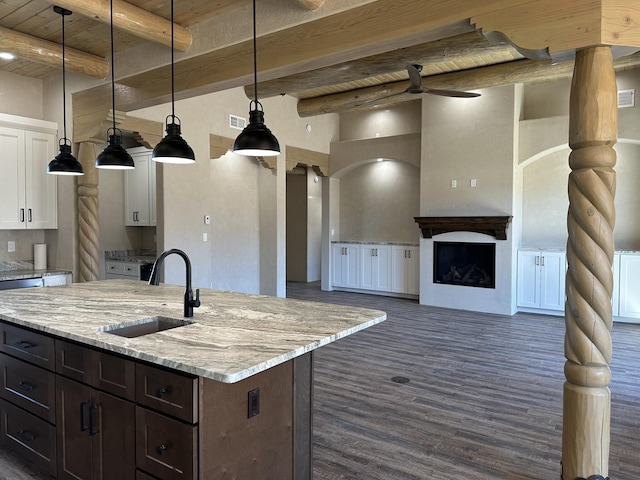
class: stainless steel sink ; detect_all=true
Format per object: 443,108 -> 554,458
99,316 -> 194,338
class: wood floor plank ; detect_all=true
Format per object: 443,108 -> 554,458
287,282 -> 640,480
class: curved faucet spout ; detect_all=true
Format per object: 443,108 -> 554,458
149,249 -> 201,317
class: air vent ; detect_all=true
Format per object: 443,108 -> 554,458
229,114 -> 246,130
618,89 -> 635,108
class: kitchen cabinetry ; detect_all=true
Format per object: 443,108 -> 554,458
105,260 -> 144,280
332,243 -> 359,289
391,246 -> 420,295
0,114 -> 58,230
614,252 -> 640,319
125,147 -> 156,226
360,245 -> 391,291
332,242 -> 419,297
517,250 -> 566,312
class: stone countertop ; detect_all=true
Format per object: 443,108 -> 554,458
0,280 -> 386,384
332,241 -> 419,246
0,268 -> 72,282
105,256 -> 156,264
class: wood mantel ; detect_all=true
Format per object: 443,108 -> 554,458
414,216 -> 512,240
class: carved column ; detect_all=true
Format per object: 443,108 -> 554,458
563,47 -> 617,480
77,142 -> 100,282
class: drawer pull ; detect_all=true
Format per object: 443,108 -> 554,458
80,401 -> 89,432
16,430 -> 35,442
15,381 -> 35,391
155,386 -> 170,398
89,403 -> 99,436
156,443 -> 168,455
13,340 -> 35,350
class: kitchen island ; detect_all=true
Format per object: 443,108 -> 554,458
0,280 -> 386,480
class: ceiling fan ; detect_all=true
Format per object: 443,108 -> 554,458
405,64 -> 480,98
356,64 -> 480,108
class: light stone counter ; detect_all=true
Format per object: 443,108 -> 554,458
0,280 -> 386,383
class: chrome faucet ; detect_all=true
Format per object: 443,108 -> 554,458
148,249 -> 200,317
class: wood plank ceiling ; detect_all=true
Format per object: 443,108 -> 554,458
1,0 -> 639,117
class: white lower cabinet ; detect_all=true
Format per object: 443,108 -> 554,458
332,244 -> 359,289
360,245 -> 391,292
391,246 -> 420,295
517,250 -> 566,312
332,243 -> 418,296
615,253 -> 640,319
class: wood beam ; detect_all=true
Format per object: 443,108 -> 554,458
297,52 -> 640,117
0,25 -> 108,78
293,0 -> 326,10
249,32 -> 521,99
41,0 -> 192,52
286,145 -> 329,176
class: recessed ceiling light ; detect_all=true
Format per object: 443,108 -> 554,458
377,158 -> 384,162
0,52 -> 16,60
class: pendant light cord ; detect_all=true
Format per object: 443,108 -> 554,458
110,0 -> 116,132
252,0 -> 258,105
171,0 -> 175,120
61,11 -> 67,141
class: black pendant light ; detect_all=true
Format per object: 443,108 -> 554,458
95,0 -> 134,170
233,0 -> 280,157
151,0 -> 195,164
47,6 -> 83,176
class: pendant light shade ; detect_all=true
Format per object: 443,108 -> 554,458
96,0 -> 135,170
152,116 -> 195,164
151,0 -> 195,164
47,6 -> 83,176
96,128 -> 135,169
233,0 -> 280,157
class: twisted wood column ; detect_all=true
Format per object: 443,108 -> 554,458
77,142 -> 100,283
562,47 -> 616,480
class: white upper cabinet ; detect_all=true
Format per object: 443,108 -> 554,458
0,115 -> 57,230
124,147 -> 156,227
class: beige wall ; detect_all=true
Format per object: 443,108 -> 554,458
0,71 -> 43,119
340,101 -> 421,140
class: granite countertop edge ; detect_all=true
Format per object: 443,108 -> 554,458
0,280 -> 386,383
0,269 -> 72,282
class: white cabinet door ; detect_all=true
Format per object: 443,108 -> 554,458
25,131 -> 57,229
618,254 -> 640,319
360,245 -> 391,291
391,246 -> 420,295
517,250 -> 565,311
0,126 -> 56,230
332,244 -> 359,289
0,126 -> 26,229
124,148 -> 155,226
539,251 -> 566,311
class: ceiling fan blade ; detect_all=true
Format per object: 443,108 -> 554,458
423,88 -> 481,98
406,64 -> 424,92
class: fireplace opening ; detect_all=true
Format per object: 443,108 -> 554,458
433,242 -> 495,288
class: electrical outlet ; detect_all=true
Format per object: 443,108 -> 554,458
7,241 -> 15,253
204,215 -> 210,225
451,180 -> 457,188
202,233 -> 208,242
248,388 -> 260,418
470,178 -> 477,187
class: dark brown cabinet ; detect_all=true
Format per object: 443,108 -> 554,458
56,376 -> 135,480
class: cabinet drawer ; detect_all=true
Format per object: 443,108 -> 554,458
56,340 -> 136,401
137,470 -> 160,480
106,261 -> 139,278
136,364 -> 198,423
0,353 -> 55,423
135,406 -> 197,480
0,398 -> 56,476
0,323 -> 55,370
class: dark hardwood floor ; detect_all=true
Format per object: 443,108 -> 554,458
286,282 -> 640,480
1,282 -> 638,479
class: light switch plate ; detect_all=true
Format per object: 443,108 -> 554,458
7,241 -> 15,253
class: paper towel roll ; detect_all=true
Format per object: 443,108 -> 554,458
34,244 -> 47,270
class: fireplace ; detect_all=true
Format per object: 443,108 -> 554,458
433,242 -> 495,288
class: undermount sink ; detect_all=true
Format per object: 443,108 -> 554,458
99,316 -> 194,338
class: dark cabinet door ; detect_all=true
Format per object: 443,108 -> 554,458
92,390 -> 135,480
57,376 -> 92,480
57,376 -> 135,480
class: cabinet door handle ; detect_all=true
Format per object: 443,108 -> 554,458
156,444 -> 168,455
28,208 -> 32,222
535,256 -> 540,266
540,256 -> 545,267
155,386 -> 170,398
404,250 -> 407,259
15,381 -> 35,391
407,250 -> 411,259
80,401 -> 89,432
89,403 -> 99,436
15,430 -> 35,443
20,208 -> 25,223
13,340 -> 35,350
